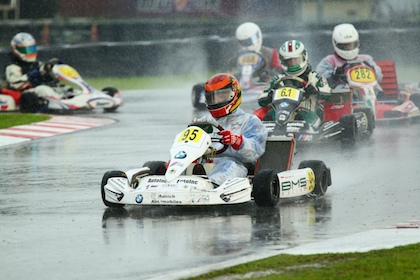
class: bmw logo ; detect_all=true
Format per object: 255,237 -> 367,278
135,194 -> 143,203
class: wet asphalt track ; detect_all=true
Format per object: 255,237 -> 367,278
1,88 -> 420,280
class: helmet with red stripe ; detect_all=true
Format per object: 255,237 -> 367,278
11,32 -> 37,62
279,40 -> 308,76
204,73 -> 242,118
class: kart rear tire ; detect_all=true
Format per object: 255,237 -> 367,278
253,169 -> 280,207
191,83 -> 206,110
339,114 -> 357,146
298,160 -> 331,197
20,92 -> 40,113
102,87 -> 119,112
101,170 -> 127,208
353,107 -> 375,136
142,161 -> 167,175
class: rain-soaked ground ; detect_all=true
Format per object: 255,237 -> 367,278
1,88 -> 419,280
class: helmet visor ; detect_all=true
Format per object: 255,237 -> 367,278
335,40 -> 359,51
16,45 -> 37,55
280,55 -> 304,67
238,33 -> 259,47
205,88 -> 234,106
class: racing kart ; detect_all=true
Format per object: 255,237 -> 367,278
334,60 -> 420,123
101,120 -> 332,208
0,63 -> 122,113
253,76 -> 375,145
191,51 -> 269,110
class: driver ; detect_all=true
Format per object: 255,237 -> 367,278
4,32 -> 61,99
194,73 -> 268,187
316,23 -> 383,90
258,40 -> 331,127
231,22 -> 282,82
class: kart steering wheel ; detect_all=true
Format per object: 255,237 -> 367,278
278,76 -> 317,94
188,120 -> 229,154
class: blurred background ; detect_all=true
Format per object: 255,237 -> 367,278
0,0 -> 419,78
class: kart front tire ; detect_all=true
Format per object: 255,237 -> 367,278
253,169 -> 280,207
20,92 -> 40,113
353,107 -> 375,136
142,161 -> 167,175
102,87 -> 119,112
191,83 -> 206,110
101,170 -> 127,208
340,114 -> 357,146
298,160 -> 331,197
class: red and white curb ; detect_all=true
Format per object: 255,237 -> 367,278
0,115 -> 116,147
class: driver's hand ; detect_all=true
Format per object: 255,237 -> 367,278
218,130 -> 243,150
263,74 -> 281,93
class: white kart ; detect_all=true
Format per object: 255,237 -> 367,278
101,120 -> 332,208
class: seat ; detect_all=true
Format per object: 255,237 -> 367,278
257,134 -> 296,174
376,60 -> 399,99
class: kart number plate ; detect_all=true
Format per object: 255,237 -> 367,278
274,87 -> 300,101
349,67 -> 375,83
57,65 -> 81,78
238,53 -> 259,65
178,127 -> 204,143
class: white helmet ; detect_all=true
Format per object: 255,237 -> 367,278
332,23 -> 360,60
11,32 -> 38,62
279,40 -> 308,76
235,22 -> 262,52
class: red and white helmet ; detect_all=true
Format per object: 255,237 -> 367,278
204,73 -> 242,118
235,22 -> 263,53
279,40 -> 308,76
332,23 -> 360,60
11,32 -> 37,62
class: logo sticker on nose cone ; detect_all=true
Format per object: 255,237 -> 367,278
135,194 -> 143,203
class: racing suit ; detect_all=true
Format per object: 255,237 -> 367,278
196,108 -> 268,186
230,46 -> 282,82
258,64 -> 331,127
4,52 -> 60,99
316,52 -> 383,91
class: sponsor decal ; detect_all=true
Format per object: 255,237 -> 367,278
281,176 -> 307,191
280,102 -> 289,108
191,195 -> 210,203
174,150 -> 187,159
135,194 -> 143,203
287,122 -> 304,127
176,178 -> 198,185
330,104 -> 344,110
148,178 -> 167,183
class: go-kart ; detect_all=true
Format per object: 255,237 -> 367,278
191,51 -> 269,110
253,76 -> 375,145
0,63 -> 122,113
334,60 -> 420,123
101,120 -> 332,208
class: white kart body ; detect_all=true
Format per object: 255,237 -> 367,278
47,64 -> 123,111
102,125 -> 325,207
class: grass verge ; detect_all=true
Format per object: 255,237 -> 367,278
185,243 -> 420,280
0,113 -> 51,129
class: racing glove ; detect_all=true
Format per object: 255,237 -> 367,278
218,130 -> 243,150
28,67 -> 42,86
263,74 -> 282,93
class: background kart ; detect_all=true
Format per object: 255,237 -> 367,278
101,120 -> 332,208
191,51 -> 268,110
334,60 -> 420,123
254,76 -> 375,146
0,64 -> 122,113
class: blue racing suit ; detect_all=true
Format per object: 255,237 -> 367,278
197,108 -> 268,186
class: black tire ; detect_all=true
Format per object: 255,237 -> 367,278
20,92 -> 41,113
253,169 -> 280,207
142,161 -> 167,175
339,114 -> 357,145
101,170 -> 127,208
102,87 -> 119,112
353,107 -> 375,136
298,160 -> 330,197
410,93 -> 420,109
191,83 -> 206,110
